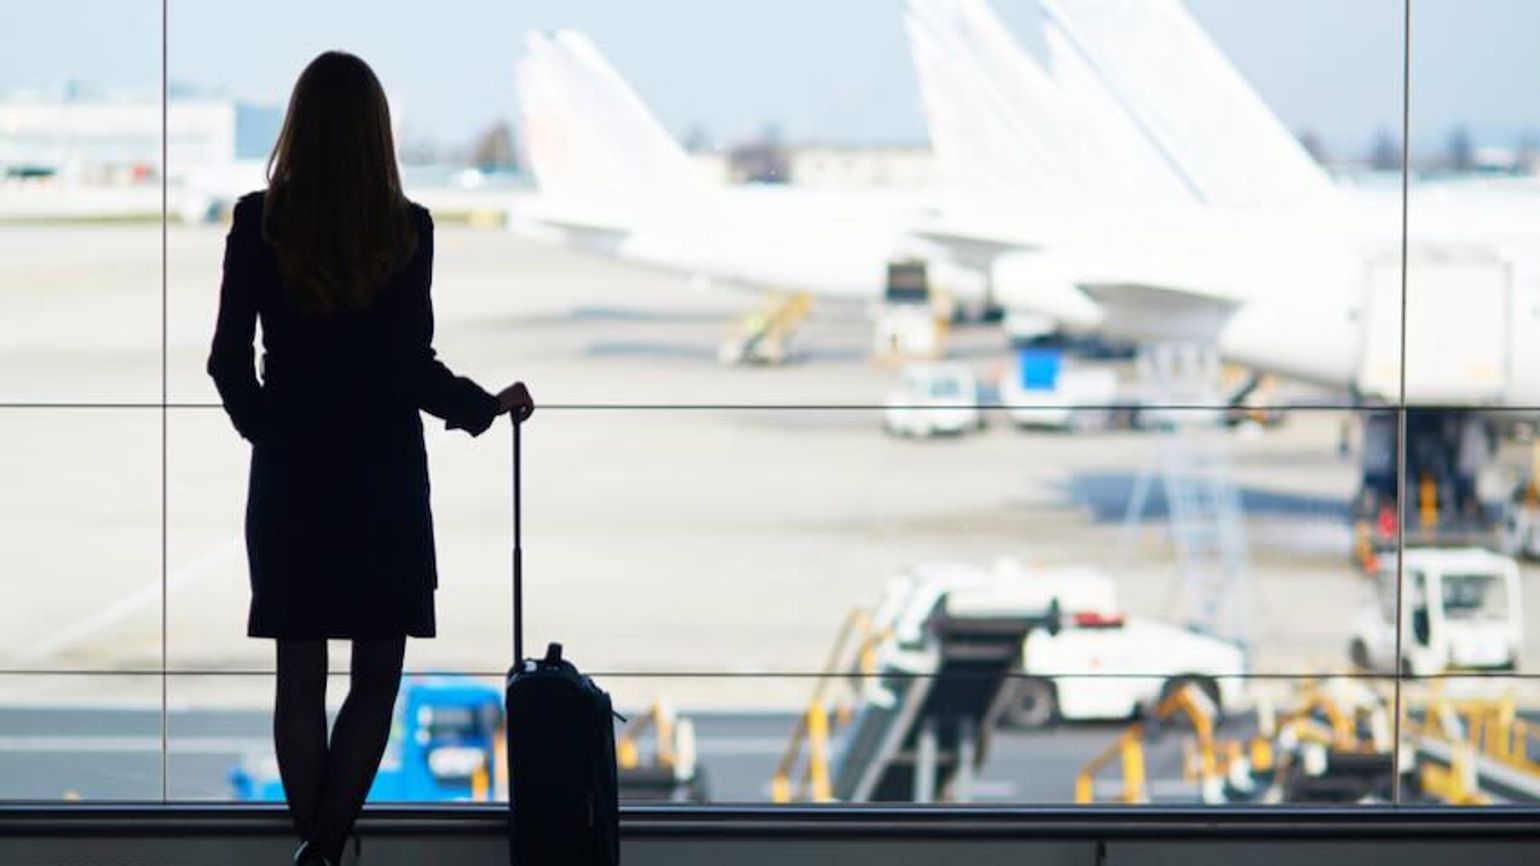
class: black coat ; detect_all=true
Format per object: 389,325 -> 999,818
208,191 -> 500,639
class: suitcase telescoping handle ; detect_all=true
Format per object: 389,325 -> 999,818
511,412 -> 524,663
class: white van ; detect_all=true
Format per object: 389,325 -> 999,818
882,363 -> 984,437
1349,547 -> 1523,676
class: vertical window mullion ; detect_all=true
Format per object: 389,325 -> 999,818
1390,0 -> 1413,808
159,0 -> 170,805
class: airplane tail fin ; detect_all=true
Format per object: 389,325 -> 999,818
906,0 -> 1196,214
515,30 -> 710,229
516,32 -> 633,226
905,0 -> 1071,211
1040,0 -> 1334,208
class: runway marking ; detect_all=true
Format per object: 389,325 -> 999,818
0,734 -> 788,758
5,538 -> 241,669
686,736 -> 787,756
0,735 -> 268,755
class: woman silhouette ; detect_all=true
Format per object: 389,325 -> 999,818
208,51 -> 533,866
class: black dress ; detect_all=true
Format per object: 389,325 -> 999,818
208,191 -> 501,640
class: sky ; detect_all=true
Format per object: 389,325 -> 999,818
0,0 -> 1536,158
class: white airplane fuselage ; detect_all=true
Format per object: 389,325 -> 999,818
609,185 -> 927,301
950,179 -> 1540,404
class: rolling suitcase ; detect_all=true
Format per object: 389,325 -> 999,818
505,415 -> 620,866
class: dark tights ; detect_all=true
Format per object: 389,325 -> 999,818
275,637 -> 406,863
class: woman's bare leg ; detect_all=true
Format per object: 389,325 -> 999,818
312,636 -> 406,862
274,639 -> 329,842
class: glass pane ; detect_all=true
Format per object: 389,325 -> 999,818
164,0 -> 1403,409
460,407 -> 1395,678
0,674 -> 162,800
0,409 -> 161,673
167,407 -> 512,673
174,672 -> 1408,806
0,0 -> 163,403
1405,0 -> 1540,408
1377,409 -> 1536,679
172,672 -> 513,803
1396,675 -> 1540,805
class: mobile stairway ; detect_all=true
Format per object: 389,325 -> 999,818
773,578 -> 1062,803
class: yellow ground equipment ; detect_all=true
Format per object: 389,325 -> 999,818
1074,676 -> 1540,805
718,291 -> 812,364
1405,686 -> 1540,804
771,609 -> 887,803
1075,677 -> 1399,805
611,698 -> 708,802
1075,682 -> 1223,804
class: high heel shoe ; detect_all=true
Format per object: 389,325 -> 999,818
293,840 -> 334,866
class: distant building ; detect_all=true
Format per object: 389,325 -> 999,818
726,137 -> 791,184
0,88 -> 282,183
1367,128 -> 1403,172
787,145 -> 935,190
689,144 -> 936,190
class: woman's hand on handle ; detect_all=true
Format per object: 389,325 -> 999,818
497,382 -> 535,423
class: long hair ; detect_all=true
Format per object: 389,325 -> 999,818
263,51 -> 416,314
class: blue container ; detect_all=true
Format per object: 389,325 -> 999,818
1019,348 -> 1063,391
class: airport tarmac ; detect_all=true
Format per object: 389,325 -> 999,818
0,703 -> 1236,804
3,221 -> 1539,714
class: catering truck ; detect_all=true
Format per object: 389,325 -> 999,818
997,348 -> 1121,431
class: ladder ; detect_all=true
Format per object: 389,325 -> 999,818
1126,344 -> 1253,647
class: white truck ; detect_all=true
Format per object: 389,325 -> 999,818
881,363 -> 984,437
997,348 -> 1121,431
870,560 -> 1248,728
1349,547 -> 1523,676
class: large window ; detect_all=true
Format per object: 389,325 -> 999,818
5,0 -> 1538,809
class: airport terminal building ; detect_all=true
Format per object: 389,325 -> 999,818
3,1 -> 1540,864
0,87 -> 279,181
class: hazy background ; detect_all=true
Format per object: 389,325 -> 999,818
0,0 -> 1531,159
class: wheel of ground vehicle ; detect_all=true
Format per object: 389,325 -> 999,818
1003,677 -> 1058,728
1158,675 -> 1221,716
1349,638 -> 1372,671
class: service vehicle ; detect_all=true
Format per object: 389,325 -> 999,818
998,347 -> 1121,431
872,260 -> 952,360
872,561 -> 1249,728
231,677 -> 504,803
1349,546 -> 1523,676
881,363 -> 984,437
